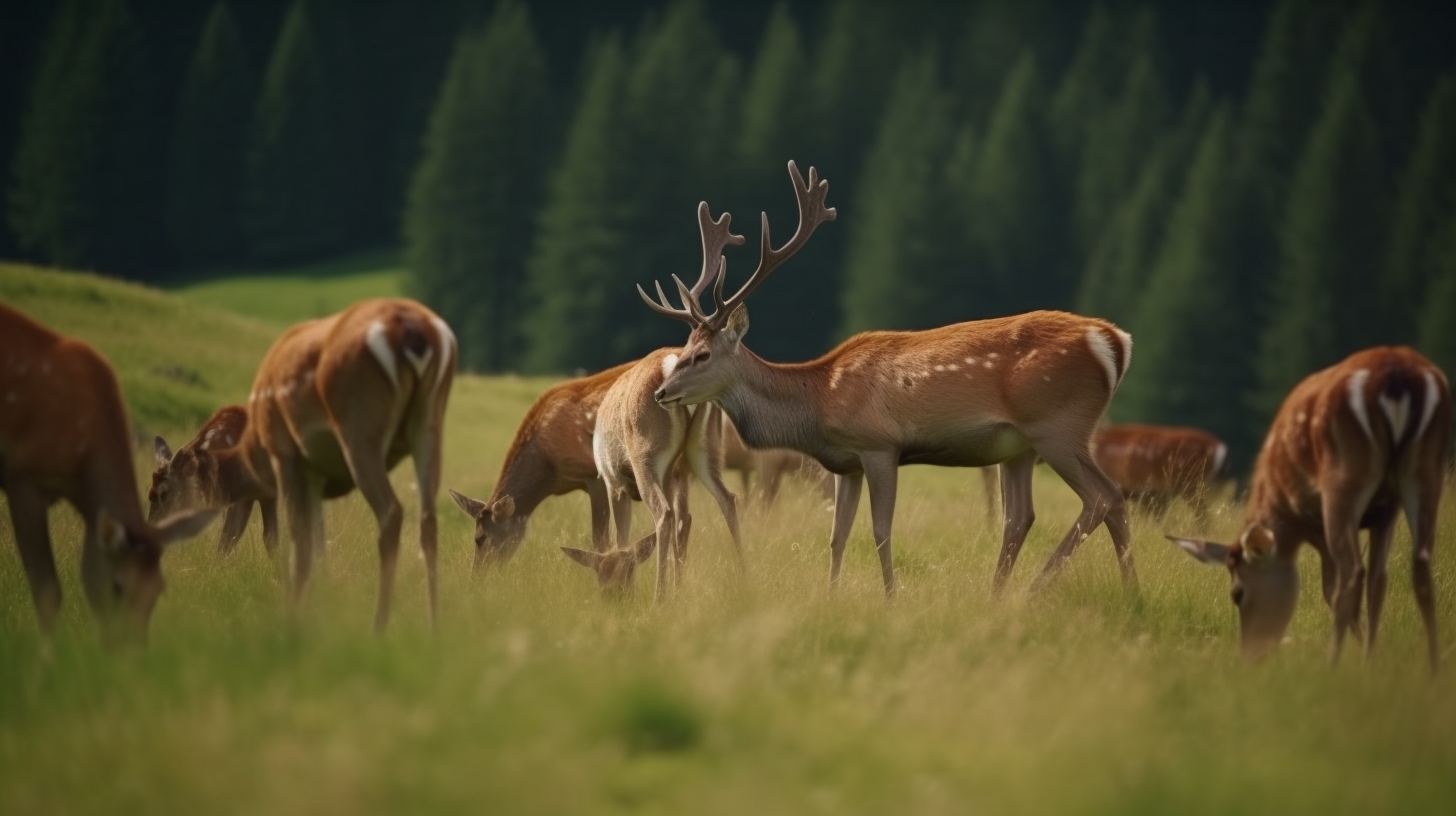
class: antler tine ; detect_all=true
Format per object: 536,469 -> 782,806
636,281 -> 699,326
671,273 -> 710,322
689,202 -> 745,301
710,160 -> 836,325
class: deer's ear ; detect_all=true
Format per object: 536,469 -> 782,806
723,304 -> 749,344
1240,525 -> 1277,561
560,547 -> 602,569
154,436 -> 173,468
98,509 -> 130,554
1166,534 -> 1233,566
491,495 -> 516,520
448,489 -> 488,518
630,533 -> 657,564
153,508 -> 221,549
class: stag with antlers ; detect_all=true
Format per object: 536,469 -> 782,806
563,204 -> 747,599
638,161 -> 1137,597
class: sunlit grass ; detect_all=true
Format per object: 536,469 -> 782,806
168,248 -> 405,327
3,265 -> 1456,814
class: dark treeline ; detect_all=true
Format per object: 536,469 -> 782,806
4,0 -> 1456,470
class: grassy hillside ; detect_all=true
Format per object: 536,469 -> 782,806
169,248 -> 405,327
3,264 -> 1456,815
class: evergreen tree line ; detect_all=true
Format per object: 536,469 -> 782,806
4,0 -> 1456,469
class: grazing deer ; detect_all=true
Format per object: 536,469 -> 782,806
639,161 -> 1136,597
1,303 -> 216,647
720,416 -> 833,506
145,298 -> 455,632
561,532 -> 658,596
565,204 -> 748,600
1092,423 -> 1227,524
1170,347 -> 1449,669
448,361 -> 634,571
152,405 -> 279,556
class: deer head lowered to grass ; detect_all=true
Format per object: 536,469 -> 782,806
1,303 -> 217,649
144,297 -> 456,633
1169,346 -> 1450,670
637,161 -> 1139,597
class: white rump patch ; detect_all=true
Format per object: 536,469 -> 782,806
1113,328 -> 1132,383
1378,391 -> 1411,444
366,320 -> 399,389
662,353 -> 679,379
404,344 -> 434,378
430,316 -> 455,393
1086,327 -> 1120,392
1347,369 -> 1372,441
1413,371 -> 1441,442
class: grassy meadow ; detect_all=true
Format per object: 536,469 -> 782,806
3,264 -> 1456,815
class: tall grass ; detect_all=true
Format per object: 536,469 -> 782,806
2,265 -> 1454,814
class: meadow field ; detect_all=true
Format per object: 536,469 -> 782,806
2,263 -> 1455,815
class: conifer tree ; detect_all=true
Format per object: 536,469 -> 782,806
1415,214 -> 1456,381
1379,73 -> 1456,343
840,53 -> 976,334
1077,81 -> 1211,326
1116,106 -> 1260,461
166,1 -> 255,270
524,0 -> 738,373
1254,69 -> 1387,419
8,0 -> 166,276
404,1 -> 551,373
968,52 -> 1067,315
243,0 -> 348,263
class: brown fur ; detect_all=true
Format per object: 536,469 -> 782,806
1171,346 -> 1450,669
449,361 -> 634,569
1092,423 -> 1226,523
583,348 -> 742,600
148,298 -> 456,632
151,405 -> 279,555
0,303 -> 215,647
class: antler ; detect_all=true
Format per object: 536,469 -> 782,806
706,161 -> 835,329
637,201 -> 745,325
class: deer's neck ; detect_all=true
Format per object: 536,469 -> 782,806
716,350 -> 828,453
491,441 -> 554,518
211,442 -> 274,507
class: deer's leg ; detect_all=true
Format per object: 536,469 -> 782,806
1029,440 -> 1136,593
860,452 -> 899,598
671,463 -> 692,586
608,482 -> 634,550
586,478 -> 612,552
981,466 -> 1000,522
336,437 -> 405,634
1364,516 -> 1396,658
216,501 -> 254,555
260,498 -> 280,557
685,410 -> 743,569
7,485 -> 62,639
410,421 -> 444,630
275,458 -> 324,617
829,472 -> 863,585
639,472 -> 676,603
993,450 -> 1037,594
1319,474 -> 1378,665
1404,467 -> 1442,672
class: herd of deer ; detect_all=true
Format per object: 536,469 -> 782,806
2,162 -> 1450,671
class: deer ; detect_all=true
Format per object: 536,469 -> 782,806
638,161 -> 1137,597
1092,423 -> 1227,524
720,415 -> 833,506
448,360 -> 634,571
1,303 -> 217,647
151,405 -> 279,556
144,298 -> 455,632
562,204 -> 748,600
1169,346 -> 1449,670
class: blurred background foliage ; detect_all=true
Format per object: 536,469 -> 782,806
2,0 -> 1455,470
